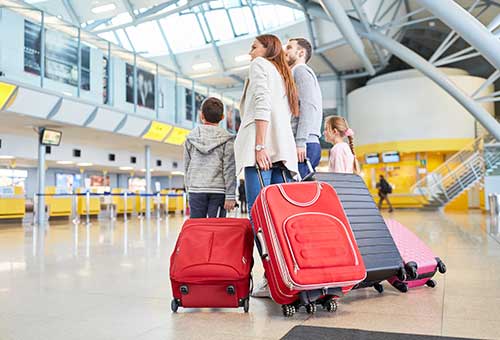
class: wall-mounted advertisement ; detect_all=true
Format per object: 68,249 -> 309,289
185,88 -> 207,122
125,64 -> 155,109
55,173 -> 81,193
24,20 -> 90,90
129,177 -> 146,192
226,106 -> 241,133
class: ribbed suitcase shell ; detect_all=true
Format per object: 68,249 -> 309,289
313,173 -> 405,289
385,218 -> 446,290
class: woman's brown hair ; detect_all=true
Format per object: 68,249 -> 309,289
325,115 -> 360,174
256,34 -> 299,117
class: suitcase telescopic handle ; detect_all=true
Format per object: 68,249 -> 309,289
301,158 -> 316,182
256,230 -> 269,261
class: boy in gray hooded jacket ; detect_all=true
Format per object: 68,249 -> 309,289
184,97 -> 236,218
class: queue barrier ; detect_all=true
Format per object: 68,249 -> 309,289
33,191 -> 187,225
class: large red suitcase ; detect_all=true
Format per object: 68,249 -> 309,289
170,218 -> 254,312
251,180 -> 366,317
384,218 -> 446,292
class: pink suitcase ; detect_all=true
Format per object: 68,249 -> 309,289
385,218 -> 446,292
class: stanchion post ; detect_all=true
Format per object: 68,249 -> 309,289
165,195 -> 169,217
86,191 -> 90,225
156,192 -> 161,220
124,191 -> 128,223
182,193 -> 187,215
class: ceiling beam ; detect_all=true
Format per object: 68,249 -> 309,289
62,0 -> 81,26
122,0 -> 136,19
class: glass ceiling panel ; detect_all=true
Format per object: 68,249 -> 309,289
228,6 -> 256,36
115,29 -> 133,51
159,14 -> 206,53
97,2 -> 304,56
205,9 -> 234,41
98,31 -> 119,45
125,21 -> 169,57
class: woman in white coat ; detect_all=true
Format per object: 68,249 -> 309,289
234,34 -> 299,297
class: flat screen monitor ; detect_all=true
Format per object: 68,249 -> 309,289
365,153 -> 379,164
40,128 -> 62,146
382,151 -> 400,163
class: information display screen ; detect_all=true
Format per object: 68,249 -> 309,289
365,153 -> 380,164
40,129 -> 62,146
382,151 -> 400,163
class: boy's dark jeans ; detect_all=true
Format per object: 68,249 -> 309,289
188,193 -> 226,218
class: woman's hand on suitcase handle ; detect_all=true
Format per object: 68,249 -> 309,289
256,149 -> 272,171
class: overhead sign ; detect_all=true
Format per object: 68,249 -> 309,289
0,82 -> 17,110
165,127 -> 190,146
142,121 -> 173,142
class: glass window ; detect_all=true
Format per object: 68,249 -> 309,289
159,14 -> 206,53
254,5 -> 279,31
205,9 -> 234,41
228,7 -> 256,35
125,22 -> 169,56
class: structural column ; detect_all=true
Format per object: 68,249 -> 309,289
145,145 -> 151,220
37,128 -> 46,226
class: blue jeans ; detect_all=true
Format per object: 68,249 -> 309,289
298,142 -> 321,179
244,165 -> 293,254
188,192 -> 226,218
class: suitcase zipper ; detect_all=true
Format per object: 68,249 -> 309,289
260,186 -> 365,290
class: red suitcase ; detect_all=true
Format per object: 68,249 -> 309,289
251,180 -> 366,317
170,218 -> 254,312
385,218 -> 446,292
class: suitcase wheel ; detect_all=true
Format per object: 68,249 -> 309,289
243,298 -> 250,313
393,281 -> 408,293
373,282 -> 384,294
397,267 -> 407,282
305,303 -> 317,315
282,304 -> 296,317
436,258 -> 447,274
171,299 -> 180,313
426,279 -> 437,288
406,262 -> 418,280
322,299 -> 338,313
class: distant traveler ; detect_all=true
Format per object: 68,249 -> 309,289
377,175 -> 394,212
238,179 -> 247,214
184,97 -> 236,218
323,115 -> 360,174
234,34 -> 299,298
285,38 -> 323,179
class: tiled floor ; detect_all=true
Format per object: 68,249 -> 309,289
0,210 -> 499,340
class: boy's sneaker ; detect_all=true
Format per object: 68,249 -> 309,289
251,277 -> 270,298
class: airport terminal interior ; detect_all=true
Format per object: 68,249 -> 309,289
1,0 -> 500,339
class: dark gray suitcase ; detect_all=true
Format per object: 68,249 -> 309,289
314,172 -> 407,293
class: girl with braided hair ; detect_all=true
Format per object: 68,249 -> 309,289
323,115 -> 360,174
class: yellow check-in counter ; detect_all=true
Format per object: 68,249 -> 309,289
45,186 -> 72,218
134,191 -> 155,214
0,186 -> 25,220
166,190 -> 185,213
77,188 -> 101,216
112,188 -> 133,215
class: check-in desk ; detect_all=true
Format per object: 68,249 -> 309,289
76,188 -> 100,216
167,190 -> 185,213
45,186 -> 72,218
0,186 -> 25,220
111,188 -> 133,215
